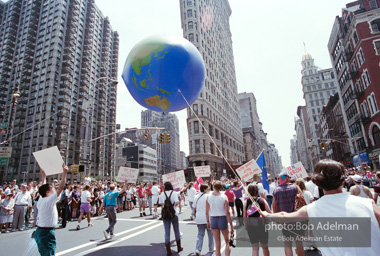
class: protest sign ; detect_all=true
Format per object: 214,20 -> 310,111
235,158 -> 262,181
162,170 -> 186,189
117,167 -> 139,183
283,161 -> 308,179
33,146 -> 64,176
194,165 -> 211,177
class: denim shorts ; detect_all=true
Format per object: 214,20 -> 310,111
117,197 -> 123,205
210,216 -> 228,231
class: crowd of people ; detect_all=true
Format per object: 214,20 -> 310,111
0,160 -> 380,256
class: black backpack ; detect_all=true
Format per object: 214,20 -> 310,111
162,191 -> 175,220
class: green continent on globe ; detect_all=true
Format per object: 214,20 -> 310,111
131,44 -> 166,75
144,95 -> 171,110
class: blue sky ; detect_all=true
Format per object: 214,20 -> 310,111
95,0 -> 352,166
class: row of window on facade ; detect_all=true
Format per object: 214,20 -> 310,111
190,120 -> 243,153
305,82 -> 335,90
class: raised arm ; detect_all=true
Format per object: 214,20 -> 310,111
41,169 -> 47,185
56,163 -> 69,196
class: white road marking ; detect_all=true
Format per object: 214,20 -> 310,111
56,221 -> 153,256
73,223 -> 162,256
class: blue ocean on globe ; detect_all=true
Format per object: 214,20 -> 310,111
122,35 -> 206,112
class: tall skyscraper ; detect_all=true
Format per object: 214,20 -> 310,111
301,53 -> 338,167
0,0 -> 119,181
141,110 -> 180,174
239,92 -> 262,160
295,106 -> 313,172
180,0 -> 244,177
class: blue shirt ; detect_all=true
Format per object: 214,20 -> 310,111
103,191 -> 119,206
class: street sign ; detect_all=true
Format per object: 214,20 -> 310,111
0,123 -> 8,129
0,147 -> 12,158
0,158 -> 8,167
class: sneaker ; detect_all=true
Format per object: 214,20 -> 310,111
180,232 -> 183,239
190,216 -> 194,220
88,223 -> 93,227
195,250 -> 201,256
18,228 -> 24,231
143,212 -> 146,216
76,225 -> 80,230
110,234 -> 115,239
140,213 -> 143,217
11,229 -> 16,232
103,230 -> 110,240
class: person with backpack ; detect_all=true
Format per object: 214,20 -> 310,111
193,184 -> 214,256
243,184 -> 271,256
159,181 -> 182,256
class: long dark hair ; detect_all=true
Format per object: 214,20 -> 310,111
164,182 -> 174,191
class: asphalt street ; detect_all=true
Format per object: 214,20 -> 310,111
1,202 -> 288,256
4,189 -> 376,256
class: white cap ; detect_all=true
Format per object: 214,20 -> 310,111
352,175 -> 362,182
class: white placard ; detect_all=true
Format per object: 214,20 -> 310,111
235,158 -> 262,182
117,167 -> 139,183
282,161 -> 309,179
194,165 -> 211,177
162,170 -> 186,189
33,146 -> 64,176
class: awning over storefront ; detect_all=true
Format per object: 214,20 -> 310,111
353,153 -> 372,166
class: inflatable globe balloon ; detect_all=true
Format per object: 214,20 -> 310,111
122,35 -> 206,112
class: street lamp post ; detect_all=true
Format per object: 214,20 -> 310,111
0,84 -> 20,184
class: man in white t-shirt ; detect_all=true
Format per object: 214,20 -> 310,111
252,174 -> 266,198
83,174 -> 91,184
151,181 -> 160,218
305,177 -> 316,194
34,163 -> 68,256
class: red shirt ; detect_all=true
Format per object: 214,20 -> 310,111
224,189 -> 235,202
146,187 -> 153,196
136,188 -> 145,198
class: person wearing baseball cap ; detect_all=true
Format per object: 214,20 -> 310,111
278,172 -> 290,185
349,174 -> 373,199
272,172 -> 302,255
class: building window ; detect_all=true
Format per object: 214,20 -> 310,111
370,93 -> 379,113
189,33 -> 194,42
356,48 -> 365,67
355,79 -> 363,93
187,9 -> 192,17
195,140 -> 200,153
362,101 -> 370,117
188,21 -> 193,29
373,125 -> 380,145
353,31 -> 359,46
194,121 -> 199,134
369,0 -> 379,10
187,0 -> 192,5
362,69 -> 371,88
371,19 -> 380,33
193,104 -> 198,114
373,40 -> 380,55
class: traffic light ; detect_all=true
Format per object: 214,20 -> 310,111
166,133 -> 171,143
159,133 -> 165,143
319,142 -> 328,150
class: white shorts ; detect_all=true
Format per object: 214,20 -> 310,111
152,195 -> 159,205
0,215 -> 13,224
